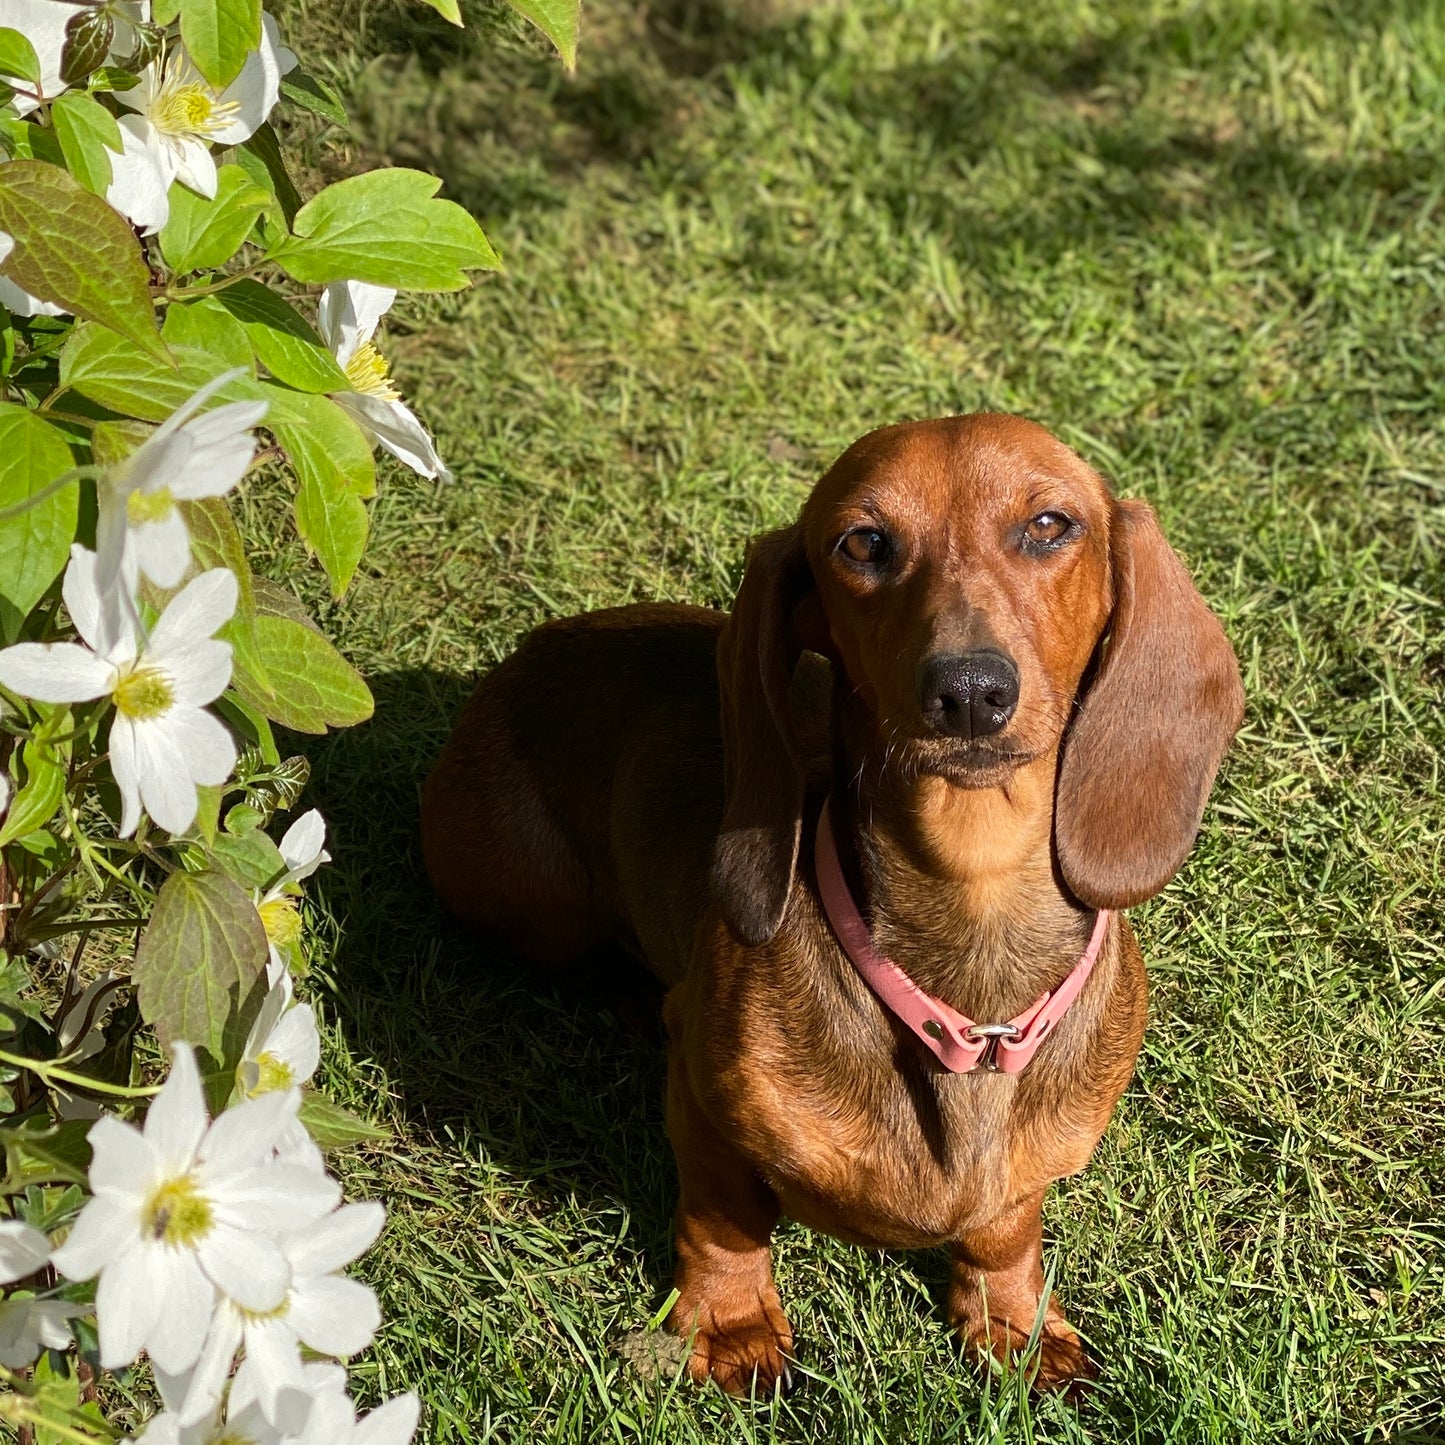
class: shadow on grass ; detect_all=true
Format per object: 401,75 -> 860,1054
299,666 -> 679,1287
341,0 -> 1441,260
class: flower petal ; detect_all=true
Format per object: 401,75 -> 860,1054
144,1043 -> 209,1174
289,1274 -> 380,1357
131,716 -> 206,835
196,1223 -> 289,1312
0,1220 -> 51,1283
109,713 -> 143,838
278,809 -> 328,879
211,1161 -> 341,1234
198,1086 -> 295,1174
87,1113 -> 158,1197
335,391 -> 451,483
0,273 -> 67,317
267,1004 -> 321,1084
133,508 -> 194,590
0,0 -> 86,113
173,136 -> 217,199
145,1247 -> 216,1375
146,567 -> 238,655
106,113 -> 172,234
238,1314 -> 306,1429
318,281 -> 395,363
209,12 -> 288,145
167,403 -> 266,499
51,1195 -> 134,1281
159,640 -> 233,710
355,1393 -> 421,1445
95,1239 -> 159,1368
174,1301 -> 242,1426
0,643 -> 114,704
285,1201 -> 384,1279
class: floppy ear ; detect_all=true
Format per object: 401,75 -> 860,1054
711,525 -> 814,946
1055,499 -> 1245,909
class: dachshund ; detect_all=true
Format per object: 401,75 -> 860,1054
421,413 -> 1244,1394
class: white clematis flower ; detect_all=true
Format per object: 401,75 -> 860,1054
105,14 -> 296,233
239,980 -> 321,1100
257,809 -> 330,985
0,227 -> 67,318
51,1043 -> 340,1374
0,1220 -> 78,1367
0,547 -> 238,837
174,1202 -> 384,1430
319,282 -> 454,484
96,369 -> 266,615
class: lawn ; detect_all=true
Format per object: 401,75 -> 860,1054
260,0 -> 1445,1439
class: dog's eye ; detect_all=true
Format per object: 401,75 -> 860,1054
840,528 -> 892,566
1022,512 -> 1077,551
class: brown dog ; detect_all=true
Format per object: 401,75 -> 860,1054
422,414 -> 1244,1393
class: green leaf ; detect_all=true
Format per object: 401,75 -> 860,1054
50,91 -> 121,197
232,613 -> 373,734
153,0 -> 182,24
60,325 -> 263,419
0,116 -> 64,165
133,870 -> 269,1110
275,168 -> 500,292
181,497 -> 273,703
237,123 -> 301,227
0,161 -> 167,362
414,0 -> 462,24
59,6 -> 113,84
90,417 -> 155,467
279,68 -> 347,126
179,0 -> 261,89
0,26 -> 40,85
0,404 -> 79,643
2,1120 -> 91,1193
160,163 -> 272,273
162,296 -> 256,374
208,827 -> 284,892
0,737 -> 67,848
504,0 -> 581,68
295,473 -> 368,597
264,386 -> 375,498
297,1091 -> 391,1149
86,65 -> 141,92
122,20 -> 167,75
211,279 -> 349,392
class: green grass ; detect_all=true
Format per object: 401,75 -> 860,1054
253,0 -> 1445,1438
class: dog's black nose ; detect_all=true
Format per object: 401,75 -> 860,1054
916,650 -> 1019,739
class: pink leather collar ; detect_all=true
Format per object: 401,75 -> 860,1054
815,798 -> 1111,1074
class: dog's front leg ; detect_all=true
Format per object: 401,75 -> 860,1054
947,1189 -> 1095,1392
664,1051 -> 794,1395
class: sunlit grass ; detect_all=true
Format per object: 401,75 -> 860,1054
259,0 -> 1445,1438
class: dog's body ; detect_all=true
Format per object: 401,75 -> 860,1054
423,415 -> 1243,1392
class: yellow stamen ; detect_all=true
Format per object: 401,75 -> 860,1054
113,666 -> 174,721
258,896 -> 303,950
150,70 -> 240,140
143,1175 -> 213,1247
127,485 -> 176,527
344,340 -> 402,402
244,1051 -> 295,1097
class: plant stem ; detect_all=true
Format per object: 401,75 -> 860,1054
0,1049 -> 160,1099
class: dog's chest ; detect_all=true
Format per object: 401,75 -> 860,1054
709,1046 -> 1086,1249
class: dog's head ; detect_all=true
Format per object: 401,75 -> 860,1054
712,414 -> 1245,945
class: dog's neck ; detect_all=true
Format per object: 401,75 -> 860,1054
834,753 -> 1093,1021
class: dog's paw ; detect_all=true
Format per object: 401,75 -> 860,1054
670,1293 -> 795,1397
961,1315 -> 1097,1395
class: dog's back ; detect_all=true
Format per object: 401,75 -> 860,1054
422,603 -> 728,981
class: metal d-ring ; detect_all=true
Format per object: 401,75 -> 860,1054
967,1021 -> 1021,1072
